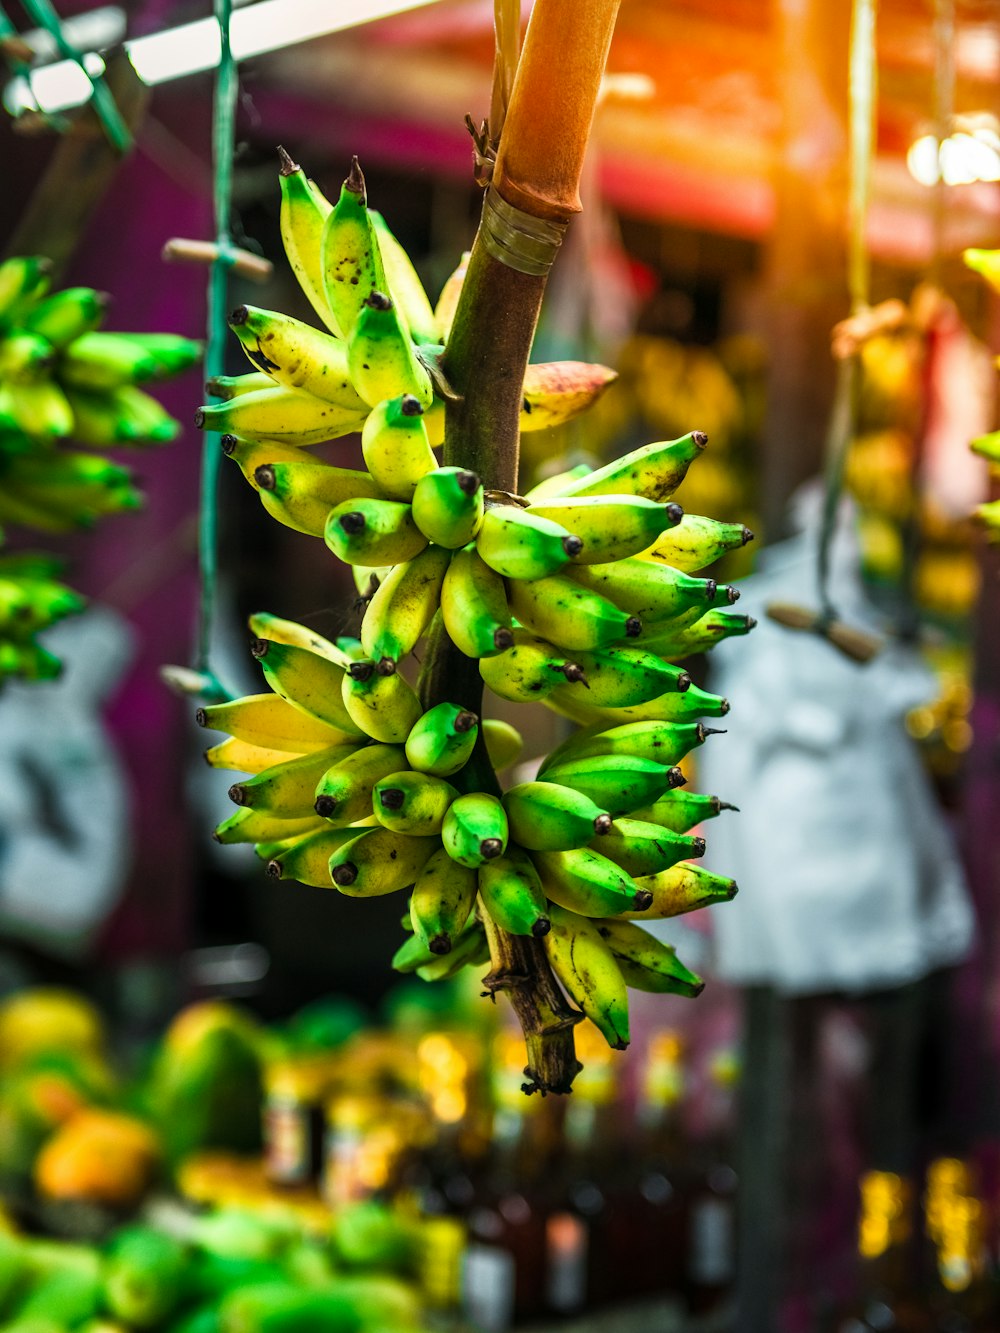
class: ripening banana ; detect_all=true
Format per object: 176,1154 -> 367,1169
549,679 -> 730,729
640,513 -> 754,571
329,826 -> 439,897
594,918 -> 704,997
547,645 -> 690,709
442,792 -> 508,868
204,737 -> 306,774
629,790 -> 738,834
415,922 -> 491,981
591,818 -> 705,878
566,558 -> 725,627
619,861 -> 739,919
196,386 -> 367,445
478,630 -> 585,704
228,305 -> 366,410
524,495 -> 683,565
532,847 -> 652,917
518,361 -> 618,432
552,430 -> 707,502
370,209 -> 437,345
314,743 -> 406,824
523,466 -> 592,503
361,395 -> 437,501
251,638 -> 364,736
440,545 -> 514,658
643,610 -> 756,659
408,846 -> 479,955
103,332 -> 202,378
246,612 -> 351,665
411,467 -> 485,549
341,660 -> 423,744
482,719 -> 523,770
227,742 -> 357,819
502,781 -> 612,852
321,157 -> 388,338
403,702 -> 479,777
347,291 -> 434,409
278,146 -> 339,335
213,806 -> 327,846
475,505 -> 582,579
541,719 -> 722,774
266,823 -> 370,888
432,251 -> 469,343
507,573 -> 641,652
0,256 -> 51,322
324,497 -> 427,567
541,753 -> 684,815
57,332 -> 160,391
373,770 -> 458,835
543,903 -> 630,1050
478,846 -> 550,938
253,458 -> 382,536
207,371 -> 278,400
361,543 -> 452,665
22,286 -> 107,347
7,380 -> 73,438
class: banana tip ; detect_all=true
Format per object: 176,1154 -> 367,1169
194,409 -> 207,429
346,154 -> 366,199
276,144 -> 299,176
633,889 -> 654,911
455,710 -> 478,734
255,465 -> 276,491
691,837 -> 707,858
562,535 -> 584,558
480,838 -> 504,860
742,526 -> 755,545
228,784 -> 248,806
315,796 -> 336,818
532,917 -> 551,937
249,637 -> 270,659
666,503 -> 684,525
332,862 -> 359,886
457,470 -> 481,496
693,431 -> 708,449
625,617 -> 642,638
667,767 -> 687,789
429,934 -> 452,955
194,708 -> 208,727
220,434 -> 238,454
265,859 -> 282,879
229,305 -> 250,326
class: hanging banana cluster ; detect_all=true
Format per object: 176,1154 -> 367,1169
197,151 -> 754,1056
0,256 -> 200,682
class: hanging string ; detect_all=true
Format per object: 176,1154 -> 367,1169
194,0 -> 237,702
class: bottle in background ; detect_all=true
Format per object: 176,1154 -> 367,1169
685,1045 -> 739,1317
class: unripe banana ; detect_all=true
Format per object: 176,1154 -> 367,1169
228,305 -> 366,410
519,361 -> 618,432
360,544 -> 451,666
554,430 -> 707,502
643,610 -> 756,659
109,332 -> 202,377
594,918 -> 704,996
251,637 -> 364,736
629,791 -> 738,834
58,332 -> 158,390
478,847 -> 550,937
525,495 -> 683,565
482,718 -> 523,770
478,630 -> 584,704
22,286 -> 107,347
66,383 -> 178,446
475,505 -> 582,580
566,558 -> 724,626
247,613 -> 352,665
314,743 -> 406,824
440,544 -> 514,657
253,458 -> 382,536
502,781 -> 613,852
213,806 -> 326,846
361,394 -> 437,500
508,573 -> 642,652
324,497 -> 427,567
204,737 -> 304,774
548,680 -> 730,729
227,742 -> 357,819
591,818 -> 705,878
278,147 -> 339,334
408,846 -> 479,955
196,387 -> 367,445
7,380 -> 73,438
620,861 -> 739,919
541,719 -> 723,774
393,918 -> 480,971
641,513 -> 754,571
442,792 -> 508,868
370,209 -> 438,345
321,156 -> 388,338
548,645 -> 690,709
347,291 -> 434,408
341,660 -> 423,744
411,467 -> 485,549
404,702 -> 479,776
0,256 -> 51,322
266,823 -> 370,888
523,465 -> 591,503
532,847 -> 652,917
541,753 -> 684,815
329,826 -> 439,897
970,430 -> 1000,465
416,922 -> 491,980
374,770 -> 458,835
543,903 -> 630,1049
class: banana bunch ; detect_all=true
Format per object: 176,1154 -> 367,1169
0,257 -> 199,681
197,148 -> 754,1066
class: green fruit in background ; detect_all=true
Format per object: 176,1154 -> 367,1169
331,1199 -> 416,1271
103,1226 -> 191,1328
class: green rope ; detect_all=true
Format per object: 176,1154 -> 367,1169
0,3 -> 70,132
195,0 -> 237,704
19,0 -> 131,153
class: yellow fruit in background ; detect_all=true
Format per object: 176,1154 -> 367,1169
162,999 -> 261,1056
34,1109 -> 160,1207
0,989 -> 104,1070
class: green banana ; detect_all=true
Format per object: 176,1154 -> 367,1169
519,361 -> 618,432
0,330 -> 53,382
543,903 -> 630,1049
641,513 -> 754,570
0,256 -> 51,323
525,495 -> 683,564
251,638 -> 363,736
347,291 -> 433,408
532,847 -> 652,917
549,679 -> 730,728
547,644 -> 690,709
502,781 -> 612,852
360,544 -> 452,665
416,921 -> 491,980
478,846 -> 550,937
360,395 -> 437,501
475,504 -> 582,579
341,660 -> 423,743
541,719 -> 723,773
478,630 -> 584,703
483,718 -> 523,769
594,918 -> 704,996
266,823 -> 370,888
554,430 -> 707,502
508,572 -> 641,651
591,818 -> 705,877
541,753 -> 684,815
408,846 -> 479,955
643,610 -> 757,658
213,807 -> 327,845
278,146 -> 339,334
374,770 -> 458,835
620,861 -> 739,919
441,792 -> 508,867
314,743 -> 407,824
227,742 -> 357,819
66,384 -> 179,445
440,544 -> 515,658
58,331 -> 160,390
370,209 -> 437,345
404,702 -> 479,776
393,917 -> 480,971
7,380 -> 73,438
229,305 -> 366,409
253,458 -> 381,536
629,790 -> 738,834
324,497 -> 427,566
100,331 -> 202,377
22,286 -> 107,346
566,558 -> 724,626
321,156 -> 388,338
411,467 -> 485,548
329,827 -> 439,897
196,387 -> 366,445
